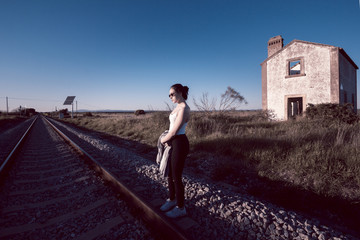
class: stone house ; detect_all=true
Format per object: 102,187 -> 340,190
261,35 -> 358,120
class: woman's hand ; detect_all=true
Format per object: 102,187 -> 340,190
161,139 -> 168,147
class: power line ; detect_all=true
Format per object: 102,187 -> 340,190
1,97 -> 112,112
6,97 -> 62,102
1,96 -> 63,114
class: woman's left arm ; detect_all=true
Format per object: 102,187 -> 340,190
161,107 -> 186,144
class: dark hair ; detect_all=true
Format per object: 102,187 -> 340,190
171,83 -> 189,100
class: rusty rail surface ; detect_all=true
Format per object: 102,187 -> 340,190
0,115 -> 38,183
43,116 -> 191,240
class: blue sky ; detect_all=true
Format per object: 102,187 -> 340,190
0,0 -> 359,112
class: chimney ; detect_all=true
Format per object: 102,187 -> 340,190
268,35 -> 283,57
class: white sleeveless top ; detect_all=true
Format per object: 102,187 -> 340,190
169,112 -> 187,135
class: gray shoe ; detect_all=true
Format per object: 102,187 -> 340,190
165,206 -> 186,218
160,199 -> 176,212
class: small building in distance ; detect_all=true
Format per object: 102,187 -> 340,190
261,35 -> 358,120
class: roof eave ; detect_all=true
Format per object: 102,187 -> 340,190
339,48 -> 359,70
260,40 -> 358,70
260,39 -> 298,66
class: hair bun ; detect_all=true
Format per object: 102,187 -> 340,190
182,86 -> 189,100
171,83 -> 189,100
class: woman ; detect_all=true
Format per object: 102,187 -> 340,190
160,83 -> 190,218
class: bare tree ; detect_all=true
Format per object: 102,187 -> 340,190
147,105 -> 154,111
193,92 -> 216,113
218,86 -> 247,112
193,87 -> 247,113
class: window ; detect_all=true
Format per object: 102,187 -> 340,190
286,57 -> 306,78
289,60 -> 301,75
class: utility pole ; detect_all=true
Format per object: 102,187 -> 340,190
6,96 -> 8,115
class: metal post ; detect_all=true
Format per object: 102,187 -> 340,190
71,103 -> 74,118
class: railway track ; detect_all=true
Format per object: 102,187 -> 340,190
0,115 -> 191,240
0,117 -> 34,166
2,115 -> 354,239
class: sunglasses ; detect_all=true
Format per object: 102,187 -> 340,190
169,93 -> 175,98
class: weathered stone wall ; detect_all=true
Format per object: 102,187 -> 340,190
266,42 -> 332,120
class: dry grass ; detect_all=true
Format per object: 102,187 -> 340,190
0,114 -> 18,120
44,111 -> 360,232
60,111 -> 360,203
0,114 -> 28,133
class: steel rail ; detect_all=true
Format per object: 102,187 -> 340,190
43,116 -> 191,240
0,115 -> 38,183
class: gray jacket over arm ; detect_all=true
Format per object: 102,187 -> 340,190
156,130 -> 171,177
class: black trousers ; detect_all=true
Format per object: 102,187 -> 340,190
167,134 -> 189,208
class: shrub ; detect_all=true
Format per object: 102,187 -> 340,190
135,109 -> 145,116
306,103 -> 358,125
258,109 -> 276,121
83,112 -> 93,117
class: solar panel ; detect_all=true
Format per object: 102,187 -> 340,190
63,96 -> 76,105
